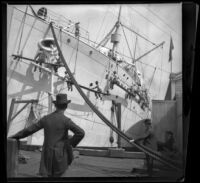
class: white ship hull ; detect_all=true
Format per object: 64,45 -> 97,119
7,6 -> 149,147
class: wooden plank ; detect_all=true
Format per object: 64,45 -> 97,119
7,138 -> 19,177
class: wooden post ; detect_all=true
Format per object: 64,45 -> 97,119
116,103 -> 121,148
48,67 -> 54,113
7,138 -> 19,177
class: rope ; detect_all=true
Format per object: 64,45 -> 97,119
133,36 -> 138,60
50,23 -> 182,171
8,6 -> 28,85
145,6 -> 179,36
21,18 -> 37,52
128,6 -> 171,38
95,7 -> 109,43
17,5 -> 28,55
158,46 -> 164,97
73,37 -> 80,75
121,24 -> 134,62
108,6 -> 156,46
68,45 -> 75,66
148,67 -> 157,91
60,27 -> 63,51
121,22 -> 156,46
7,5 -> 15,44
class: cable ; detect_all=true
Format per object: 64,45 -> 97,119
21,18 -> 37,52
17,5 -> 28,55
95,7 -> 109,43
128,6 -> 171,38
73,37 -> 80,75
145,6 -> 180,36
7,6 -> 28,86
108,6 -> 156,46
121,25 -> 134,62
158,46 -> 164,97
148,67 -> 157,91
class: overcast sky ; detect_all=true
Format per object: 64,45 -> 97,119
13,3 -> 182,99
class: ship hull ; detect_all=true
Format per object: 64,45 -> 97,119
7,6 -> 149,147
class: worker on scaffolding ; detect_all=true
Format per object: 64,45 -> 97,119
64,71 -> 73,91
75,22 -> 80,38
49,44 -> 61,73
34,48 -> 47,72
92,81 -> 102,100
109,71 -> 119,89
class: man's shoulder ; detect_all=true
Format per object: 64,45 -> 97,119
52,112 -> 71,120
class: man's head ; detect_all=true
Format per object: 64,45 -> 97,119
53,93 -> 71,110
165,131 -> 174,140
144,119 -> 152,130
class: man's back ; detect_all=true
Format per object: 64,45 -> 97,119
42,110 -> 85,148
42,111 -> 70,148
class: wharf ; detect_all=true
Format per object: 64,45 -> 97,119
15,150 -> 182,180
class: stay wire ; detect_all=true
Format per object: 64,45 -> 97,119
158,46 -> 164,97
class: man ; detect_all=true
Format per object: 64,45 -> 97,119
157,131 -> 178,158
92,81 -> 102,100
130,119 -> 157,176
64,72 -> 73,91
75,22 -> 80,37
34,49 -> 47,72
10,93 -> 85,177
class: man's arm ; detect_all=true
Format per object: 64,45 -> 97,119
67,119 -> 85,148
9,118 -> 44,139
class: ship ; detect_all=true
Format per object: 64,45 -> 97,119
7,4 -> 170,149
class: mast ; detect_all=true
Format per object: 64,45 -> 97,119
111,6 -> 122,148
110,5 -> 122,57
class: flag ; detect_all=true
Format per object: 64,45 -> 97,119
168,36 -> 174,62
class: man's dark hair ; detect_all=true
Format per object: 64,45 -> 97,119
55,103 -> 68,110
144,119 -> 151,125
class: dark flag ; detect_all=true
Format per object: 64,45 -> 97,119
168,36 -> 174,62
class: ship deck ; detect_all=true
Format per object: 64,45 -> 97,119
15,150 -> 182,180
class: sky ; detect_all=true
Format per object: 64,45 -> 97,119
12,3 -> 182,99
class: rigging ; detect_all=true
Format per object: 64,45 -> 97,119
50,22 -> 182,171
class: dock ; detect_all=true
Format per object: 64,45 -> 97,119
14,148 -> 182,180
